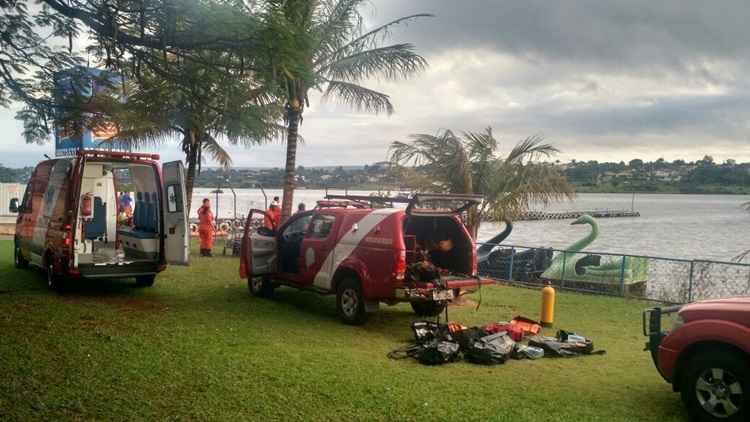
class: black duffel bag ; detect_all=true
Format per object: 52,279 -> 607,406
414,339 -> 461,365
464,332 -> 515,365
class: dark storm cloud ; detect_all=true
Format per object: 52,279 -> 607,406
503,93 -> 750,137
375,0 -> 750,73
352,0 -> 750,161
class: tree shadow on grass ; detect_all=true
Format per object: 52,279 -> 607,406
618,383 -> 688,421
0,265 -> 50,294
261,286 -> 431,341
0,262 -> 165,314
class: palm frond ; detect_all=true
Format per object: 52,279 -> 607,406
201,133 -> 233,169
321,13 -> 433,66
322,43 -> 427,82
390,127 -> 574,227
389,130 -> 472,193
323,80 -> 393,114
484,161 -> 575,221
505,135 -> 559,164
115,125 -> 180,150
312,0 -> 365,63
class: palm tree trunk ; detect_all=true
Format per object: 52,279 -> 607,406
184,130 -> 199,213
281,108 -> 301,221
466,206 -> 484,240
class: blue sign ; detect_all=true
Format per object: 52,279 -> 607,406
53,67 -> 129,157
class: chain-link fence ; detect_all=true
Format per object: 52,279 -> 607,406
477,242 -> 750,303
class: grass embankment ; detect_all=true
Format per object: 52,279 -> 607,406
0,240 -> 687,421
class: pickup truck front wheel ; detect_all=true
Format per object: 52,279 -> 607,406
248,275 -> 274,298
336,278 -> 367,325
410,301 -> 447,317
681,350 -> 748,422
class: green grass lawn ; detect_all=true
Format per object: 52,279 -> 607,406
0,239 -> 687,421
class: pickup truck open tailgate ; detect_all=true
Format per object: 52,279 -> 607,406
395,276 -> 495,301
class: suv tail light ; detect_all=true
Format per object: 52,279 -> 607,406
395,250 -> 406,281
63,224 -> 72,248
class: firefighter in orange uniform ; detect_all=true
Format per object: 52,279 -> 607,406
198,198 -> 215,257
264,198 -> 282,231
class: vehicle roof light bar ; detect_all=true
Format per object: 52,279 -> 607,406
77,149 -> 160,161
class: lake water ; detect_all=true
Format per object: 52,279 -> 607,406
191,188 -> 750,262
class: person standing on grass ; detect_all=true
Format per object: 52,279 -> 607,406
264,199 -> 282,231
198,198 -> 215,257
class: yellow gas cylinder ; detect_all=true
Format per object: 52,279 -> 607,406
540,283 -> 555,327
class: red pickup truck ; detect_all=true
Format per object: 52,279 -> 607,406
644,297 -> 750,421
240,194 -> 494,324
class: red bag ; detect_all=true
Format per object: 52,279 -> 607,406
483,323 -> 524,341
510,316 -> 542,336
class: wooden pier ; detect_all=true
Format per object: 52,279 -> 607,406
517,209 -> 640,221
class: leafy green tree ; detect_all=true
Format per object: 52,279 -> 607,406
258,0 -> 429,219
3,0 -> 282,208
4,0 -> 269,138
389,128 -> 575,236
1,0 -> 83,141
628,159 -> 644,169
112,52 -> 283,209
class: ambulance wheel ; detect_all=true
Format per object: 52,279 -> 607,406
336,277 -> 367,325
46,260 -> 65,293
135,275 -> 156,287
410,301 -> 447,317
14,241 -> 28,269
248,275 -> 274,298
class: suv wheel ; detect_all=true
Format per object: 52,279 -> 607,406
46,261 -> 65,292
336,277 -> 367,325
135,275 -> 156,287
410,300 -> 447,317
681,350 -> 748,422
14,242 -> 28,269
248,275 -> 274,298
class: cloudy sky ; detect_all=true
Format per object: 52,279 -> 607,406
2,0 -> 750,167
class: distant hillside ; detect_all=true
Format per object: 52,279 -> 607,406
0,165 -> 33,184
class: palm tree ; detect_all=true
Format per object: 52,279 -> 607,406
113,53 -> 283,209
259,0 -> 429,219
389,127 -> 575,237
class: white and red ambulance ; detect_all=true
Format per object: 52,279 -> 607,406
10,150 -> 189,291
240,194 -> 494,324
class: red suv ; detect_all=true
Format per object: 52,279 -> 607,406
644,297 -> 750,421
240,194 -> 494,324
10,150 -> 190,290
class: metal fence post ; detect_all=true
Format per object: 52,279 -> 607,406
688,261 -> 694,302
560,250 -> 566,289
508,247 -> 515,281
619,256 -> 627,297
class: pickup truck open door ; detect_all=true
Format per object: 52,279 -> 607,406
239,209 -> 278,278
162,161 -> 189,265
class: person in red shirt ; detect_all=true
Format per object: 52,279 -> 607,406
197,198 -> 215,257
264,198 -> 282,231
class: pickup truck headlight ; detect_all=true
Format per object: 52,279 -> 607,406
671,314 -> 684,331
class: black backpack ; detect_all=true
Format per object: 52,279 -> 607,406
387,321 -> 461,365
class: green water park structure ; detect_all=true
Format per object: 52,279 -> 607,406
541,215 -> 649,293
